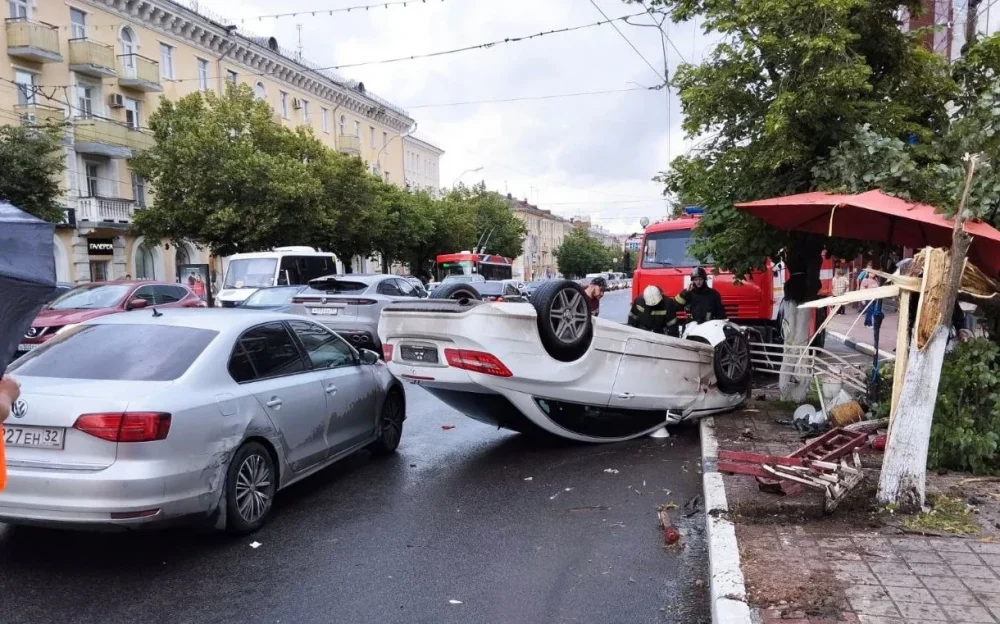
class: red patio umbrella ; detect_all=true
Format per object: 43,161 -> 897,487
735,189 -> 1000,277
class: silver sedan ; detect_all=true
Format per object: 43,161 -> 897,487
1,309 -> 405,533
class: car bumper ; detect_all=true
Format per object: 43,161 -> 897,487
0,456 -> 221,530
313,318 -> 380,349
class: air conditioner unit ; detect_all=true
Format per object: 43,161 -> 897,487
291,98 -> 302,110
108,93 -> 125,108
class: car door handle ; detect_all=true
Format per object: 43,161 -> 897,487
617,392 -> 634,400
266,397 -> 283,408
325,384 -> 338,395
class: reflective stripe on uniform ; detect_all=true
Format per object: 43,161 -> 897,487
651,310 -> 667,316
674,293 -> 687,305
666,318 -> 678,326
635,304 -> 645,311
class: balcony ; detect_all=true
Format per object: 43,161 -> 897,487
76,197 -> 135,225
118,54 -> 162,92
337,135 -> 361,156
14,104 -> 65,126
68,39 -> 116,77
6,18 -> 61,63
73,117 -> 154,159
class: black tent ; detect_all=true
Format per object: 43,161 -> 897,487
0,203 -> 58,371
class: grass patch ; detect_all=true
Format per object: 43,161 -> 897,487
902,495 -> 980,536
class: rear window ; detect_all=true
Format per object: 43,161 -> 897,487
8,324 -> 217,381
473,282 -> 503,295
303,279 -> 369,294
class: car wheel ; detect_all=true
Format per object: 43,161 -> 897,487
368,389 -> 405,455
530,279 -> 593,362
430,283 -> 482,303
225,441 -> 277,534
714,326 -> 751,395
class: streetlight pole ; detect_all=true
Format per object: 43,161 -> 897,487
452,166 -> 484,187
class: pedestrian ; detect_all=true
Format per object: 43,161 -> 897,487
628,285 -> 680,337
831,267 -> 850,314
0,375 -> 18,425
861,273 -> 880,327
674,267 -> 726,323
584,276 -> 607,317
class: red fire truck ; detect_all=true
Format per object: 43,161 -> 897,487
435,252 -> 514,282
631,208 -> 834,344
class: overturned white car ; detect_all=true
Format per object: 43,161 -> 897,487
377,280 -> 750,443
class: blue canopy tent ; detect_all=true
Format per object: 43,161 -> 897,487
0,203 -> 58,371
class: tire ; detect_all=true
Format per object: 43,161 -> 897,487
430,282 -> 482,302
713,326 -> 751,395
368,389 -> 405,455
224,441 -> 277,534
530,279 -> 594,362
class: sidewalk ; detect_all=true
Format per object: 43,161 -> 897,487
703,404 -> 1000,624
827,310 -> 898,357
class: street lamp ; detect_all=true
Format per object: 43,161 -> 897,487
452,166 -> 484,187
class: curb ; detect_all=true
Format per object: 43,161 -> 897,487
827,330 -> 895,361
700,417 -> 753,624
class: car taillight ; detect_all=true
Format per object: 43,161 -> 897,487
444,349 -> 513,377
74,413 -> 171,442
341,298 -> 378,305
382,343 -> 394,360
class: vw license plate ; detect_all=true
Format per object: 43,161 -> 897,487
3,426 -> 65,449
16,344 -> 38,352
401,345 -> 439,364
310,308 -> 339,316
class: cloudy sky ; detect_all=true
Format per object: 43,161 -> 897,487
196,0 -> 714,234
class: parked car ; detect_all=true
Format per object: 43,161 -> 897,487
427,273 -> 485,296
45,282 -> 74,303
402,277 -> 429,298
463,280 -> 526,302
16,281 -> 204,356
522,280 -> 550,298
378,279 -> 749,443
238,285 -> 307,312
2,309 -> 405,532
290,274 -> 423,353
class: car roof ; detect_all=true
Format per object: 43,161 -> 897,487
311,274 -> 391,284
84,308 -> 301,332
75,280 -> 186,287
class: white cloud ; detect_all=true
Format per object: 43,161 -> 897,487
199,0 -> 714,232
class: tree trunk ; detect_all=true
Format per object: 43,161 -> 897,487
966,0 -> 983,52
381,254 -> 390,274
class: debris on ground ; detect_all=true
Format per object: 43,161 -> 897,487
441,425 -> 456,430
448,599 -> 463,605
902,494 -> 980,536
249,541 -> 262,549
683,495 -> 703,518
523,477 -> 533,481
657,507 -> 680,546
603,468 -> 619,474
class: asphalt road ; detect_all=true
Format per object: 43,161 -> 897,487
0,290 -> 711,624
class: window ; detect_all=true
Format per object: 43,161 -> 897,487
302,100 -> 310,123
288,321 -> 355,369
120,27 -> 136,76
279,91 -> 288,118
175,245 -> 190,268
233,323 -> 307,381
8,0 -> 28,19
376,279 -> 402,296
9,325 -> 218,382
276,256 -> 301,286
135,240 -> 157,279
70,8 -> 86,39
354,120 -> 361,137
394,279 -> 417,298
196,58 -> 209,91
76,84 -> 94,118
84,162 -> 100,197
321,107 -> 329,133
130,284 -> 157,305
153,285 -> 185,304
159,43 -> 174,79
124,97 -> 140,128
641,230 -> 706,269
339,115 -> 346,135
89,260 -> 109,282
253,81 -> 266,100
369,126 -> 376,148
383,131 -> 388,147
228,344 -> 256,383
14,70 -> 35,107
131,172 -> 146,207
227,70 -> 238,85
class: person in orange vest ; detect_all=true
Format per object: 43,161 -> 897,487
0,375 -> 17,424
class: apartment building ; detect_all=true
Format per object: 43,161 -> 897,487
505,194 -> 573,281
903,0 -> 999,61
403,134 -> 444,195
3,0 -> 415,284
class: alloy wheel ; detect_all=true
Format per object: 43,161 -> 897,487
235,453 -> 273,525
548,288 -> 589,343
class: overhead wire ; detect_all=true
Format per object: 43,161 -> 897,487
404,87 -> 650,109
586,0 -> 664,82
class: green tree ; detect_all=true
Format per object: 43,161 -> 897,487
0,123 -> 66,222
404,193 -> 477,281
131,84 -> 327,256
310,150 -> 382,272
447,184 -> 526,259
372,185 -> 435,273
555,228 -> 616,278
637,0 -> 956,299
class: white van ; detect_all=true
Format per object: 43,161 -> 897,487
216,247 -> 338,307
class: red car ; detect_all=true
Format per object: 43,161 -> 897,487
17,281 -> 205,356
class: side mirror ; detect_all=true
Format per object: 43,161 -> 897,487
128,298 -> 149,310
360,349 -> 380,365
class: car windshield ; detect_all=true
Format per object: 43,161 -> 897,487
8,324 -> 218,381
439,261 -> 472,279
642,230 -> 708,268
243,286 -> 303,306
46,284 -> 132,310
442,275 -> 473,283
474,282 -> 504,295
224,258 -> 278,289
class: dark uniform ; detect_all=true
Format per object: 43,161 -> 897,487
628,291 -> 680,337
674,267 -> 726,323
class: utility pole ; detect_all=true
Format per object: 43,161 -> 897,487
966,0 -> 983,50
296,24 -> 304,62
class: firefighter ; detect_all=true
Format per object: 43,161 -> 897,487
628,285 -> 680,337
674,266 -> 726,323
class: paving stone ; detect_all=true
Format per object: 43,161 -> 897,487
847,585 -> 891,602
836,570 -> 881,586
975,592 -> 1000,608
951,565 -> 999,579
819,538 -> 857,549
853,536 -> 890,549
863,551 -> 903,563
869,563 -> 913,576
894,601 -> 947,621
990,606 -> 1000,621
930,539 -> 974,553
875,574 -> 924,588
837,614 -> 861,623
856,616 -> 905,624
849,599 -> 901,617
939,604 -> 997,623
888,537 -> 929,550
901,550 -> 944,564
918,564 -> 957,577
982,555 -> 1000,568
922,576 -> 967,591
883,585 -> 934,604
832,561 -> 874,574
931,589 -> 981,606
940,552 -> 984,566
965,579 -> 1000,593
970,543 -> 1000,555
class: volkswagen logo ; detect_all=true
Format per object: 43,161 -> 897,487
25,327 -> 38,338
11,399 -> 27,419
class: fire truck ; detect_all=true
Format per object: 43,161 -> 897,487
631,207 -> 835,345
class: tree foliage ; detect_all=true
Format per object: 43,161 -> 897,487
0,123 -> 66,222
555,228 -> 616,278
635,0 -> 956,297
445,183 -> 526,260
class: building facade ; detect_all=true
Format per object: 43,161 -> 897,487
505,195 -> 573,281
904,0 -> 999,62
3,0 -> 415,284
403,134 -> 443,195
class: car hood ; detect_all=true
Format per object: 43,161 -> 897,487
31,307 -> 118,327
